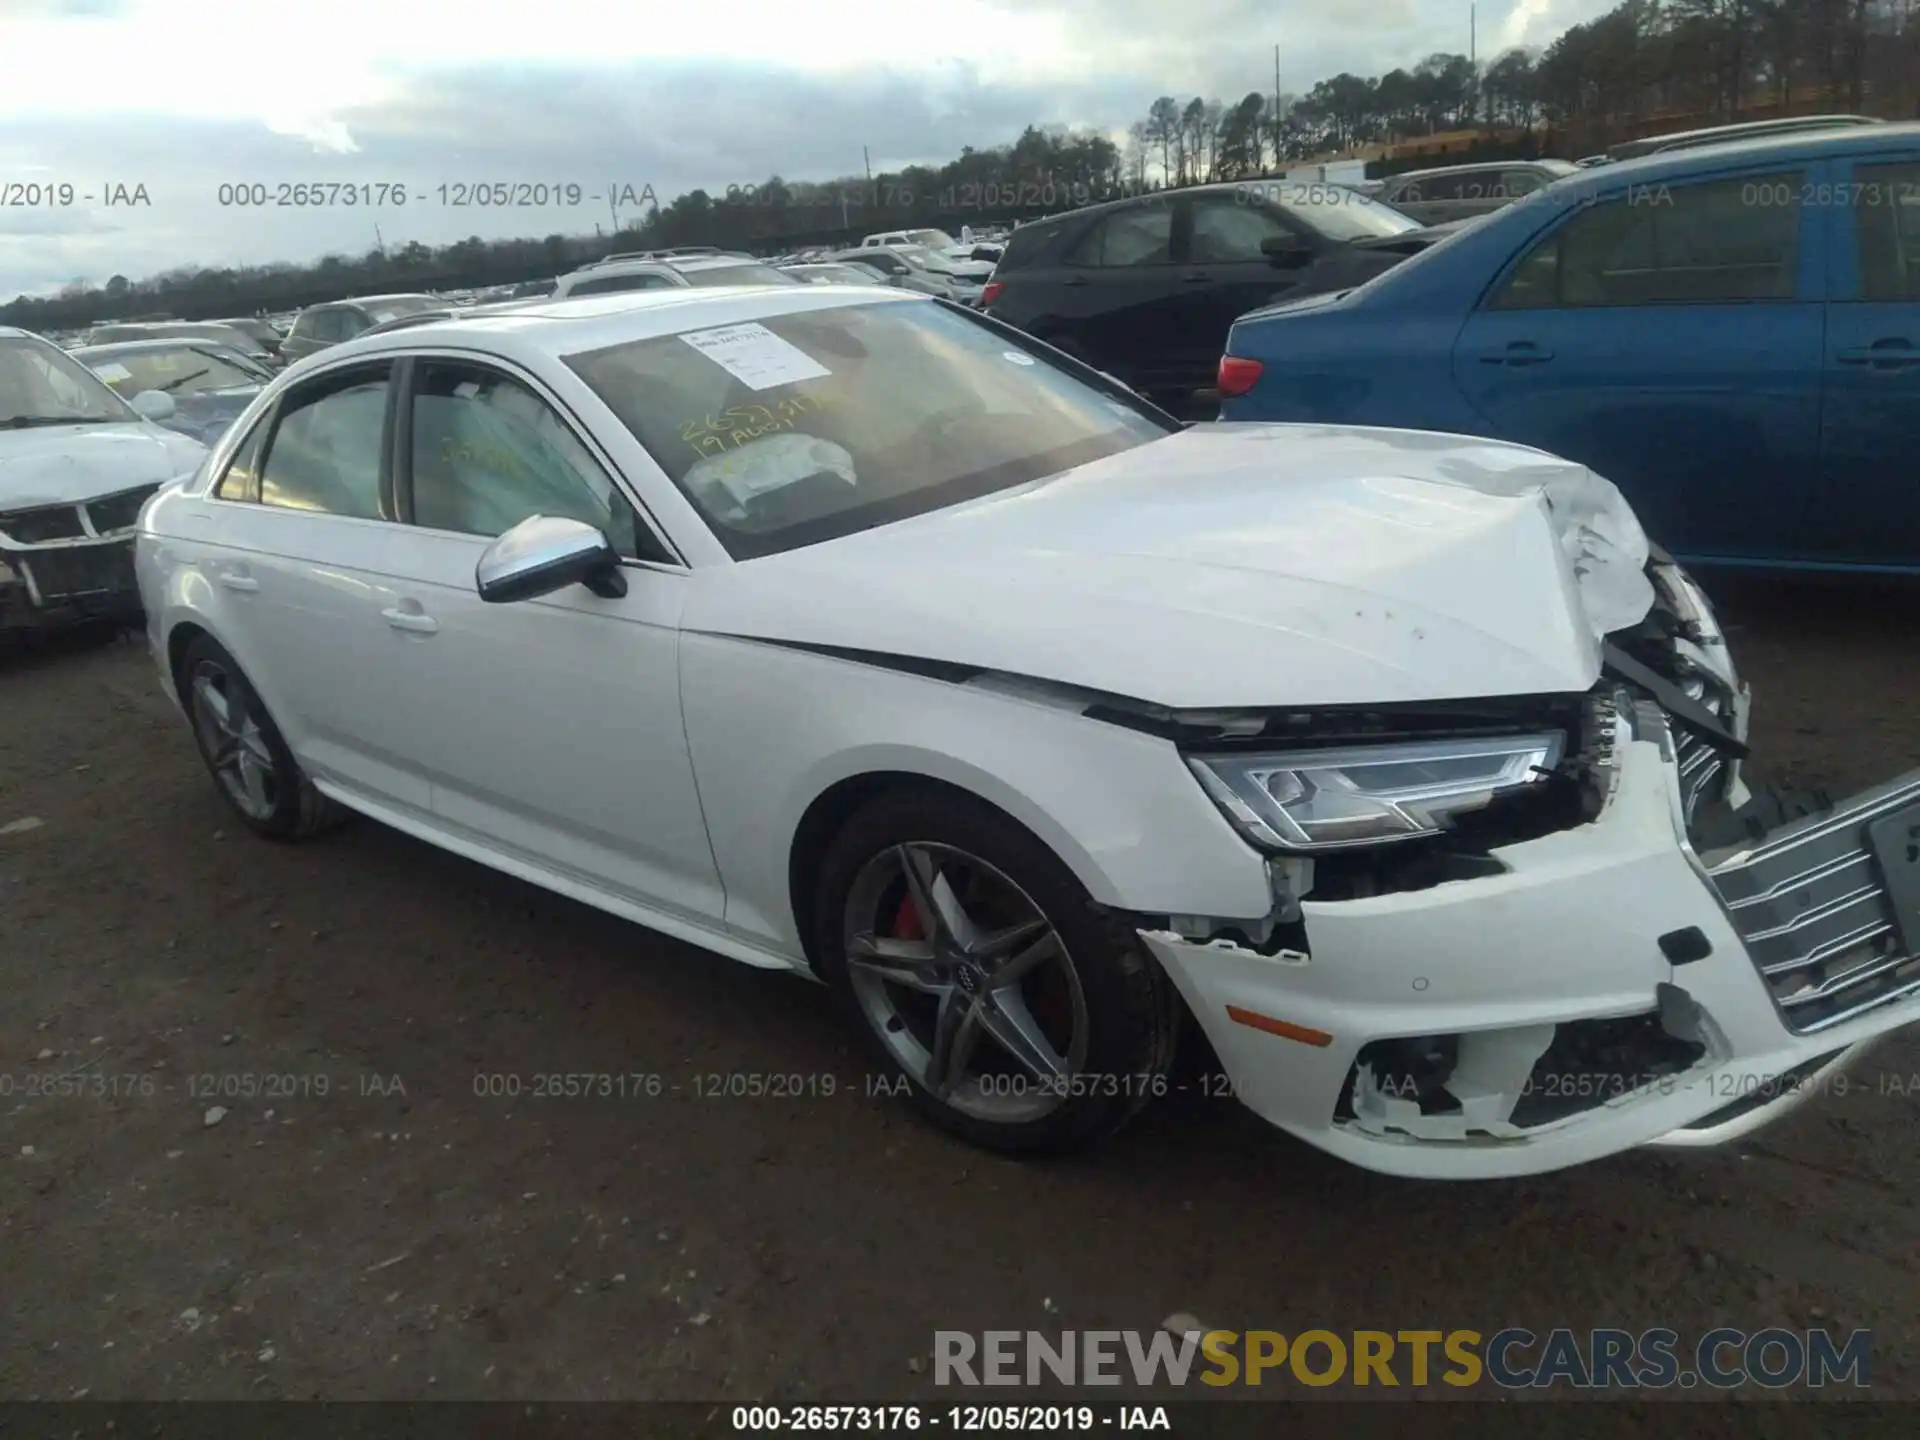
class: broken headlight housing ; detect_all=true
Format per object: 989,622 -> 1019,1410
1187,732 -> 1565,852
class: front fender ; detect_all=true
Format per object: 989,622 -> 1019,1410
677,632 -> 1275,957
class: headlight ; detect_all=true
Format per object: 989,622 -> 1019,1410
1187,733 -> 1566,851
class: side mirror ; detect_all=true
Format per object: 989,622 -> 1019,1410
1260,234 -> 1314,268
130,389 -> 176,422
475,515 -> 627,604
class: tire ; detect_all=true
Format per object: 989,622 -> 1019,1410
178,635 -> 347,840
812,785 -> 1179,1155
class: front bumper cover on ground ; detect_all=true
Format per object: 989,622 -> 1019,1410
1142,701 -> 1920,1178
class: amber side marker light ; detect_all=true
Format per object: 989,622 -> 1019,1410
1226,1005 -> 1334,1047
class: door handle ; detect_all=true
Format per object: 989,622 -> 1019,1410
1480,342 -> 1554,366
381,605 -> 439,635
1181,272 -> 1212,282
218,571 -> 258,593
1060,276 -> 1089,287
1837,340 -> 1920,367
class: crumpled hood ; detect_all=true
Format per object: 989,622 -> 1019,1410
0,422 -> 209,510
684,422 -> 1655,710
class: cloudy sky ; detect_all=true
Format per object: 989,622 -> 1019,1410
0,0 -> 1605,299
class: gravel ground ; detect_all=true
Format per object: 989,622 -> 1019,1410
1,576 -> 1916,1409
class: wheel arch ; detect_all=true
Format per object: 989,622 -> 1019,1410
783,760 -> 1125,978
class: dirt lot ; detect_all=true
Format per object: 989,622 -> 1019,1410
2,577 -> 1917,1410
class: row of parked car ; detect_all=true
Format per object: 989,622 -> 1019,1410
980,114 -> 1920,570
3,108 -> 1913,648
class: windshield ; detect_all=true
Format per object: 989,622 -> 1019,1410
363,296 -> 441,324
1265,185 -> 1424,240
565,298 -> 1171,559
79,343 -> 264,397
909,229 -> 958,248
679,262 -> 802,288
0,336 -> 137,426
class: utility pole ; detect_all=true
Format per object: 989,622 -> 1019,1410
1273,44 -> 1281,172
1470,3 -> 1476,68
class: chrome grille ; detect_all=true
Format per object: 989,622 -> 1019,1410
86,483 -> 160,535
1669,676 -> 1733,833
1707,773 -> 1920,1034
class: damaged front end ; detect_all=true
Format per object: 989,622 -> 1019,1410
1125,557 -> 1920,1177
1,486 -> 156,633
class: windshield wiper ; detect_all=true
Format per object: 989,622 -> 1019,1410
158,369 -> 211,393
0,415 -> 118,429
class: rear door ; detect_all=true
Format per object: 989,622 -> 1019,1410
1812,153 -> 1920,567
1451,164 -> 1829,563
201,361 -> 431,809
1016,199 -> 1183,383
1170,191 -> 1319,381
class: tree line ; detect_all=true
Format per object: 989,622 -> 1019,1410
5,0 -> 1913,332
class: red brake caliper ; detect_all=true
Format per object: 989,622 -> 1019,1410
892,892 -> 925,941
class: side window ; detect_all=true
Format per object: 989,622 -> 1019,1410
1501,169 -> 1548,198
301,310 -> 335,341
1063,204 -> 1174,267
1854,161 -> 1920,301
1491,173 -> 1803,309
406,362 -> 656,560
256,368 -> 391,519
336,311 -> 369,339
1396,173 -> 1467,204
1188,197 -> 1294,263
214,412 -> 271,501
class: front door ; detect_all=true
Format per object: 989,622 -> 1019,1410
1811,153 -> 1920,568
1042,198 -> 1185,388
371,355 -> 726,924
1451,165 -> 1829,564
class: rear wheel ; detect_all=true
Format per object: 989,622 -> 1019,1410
179,636 -> 346,839
813,787 -> 1178,1154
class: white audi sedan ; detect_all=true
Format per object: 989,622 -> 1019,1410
136,285 -> 1920,1177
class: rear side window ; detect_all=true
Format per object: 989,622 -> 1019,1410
1491,173 -> 1803,309
214,414 -> 271,501
1063,204 -> 1174,267
256,367 -> 392,519
1854,160 -> 1920,301
993,222 -> 1061,271
1392,172 -> 1469,203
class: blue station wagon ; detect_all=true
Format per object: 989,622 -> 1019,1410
1218,124 -> 1920,572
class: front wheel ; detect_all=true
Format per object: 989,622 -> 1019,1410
813,788 -> 1179,1154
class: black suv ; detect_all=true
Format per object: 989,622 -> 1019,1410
984,183 -> 1449,409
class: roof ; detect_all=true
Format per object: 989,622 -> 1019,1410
322,284 -> 918,365
1607,113 -> 1881,159
1548,119 -> 1920,193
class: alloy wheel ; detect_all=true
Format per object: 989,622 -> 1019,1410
842,842 -> 1090,1122
189,660 -> 279,822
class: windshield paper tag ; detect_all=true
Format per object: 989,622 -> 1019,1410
92,362 -> 133,383
679,322 -> 831,392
